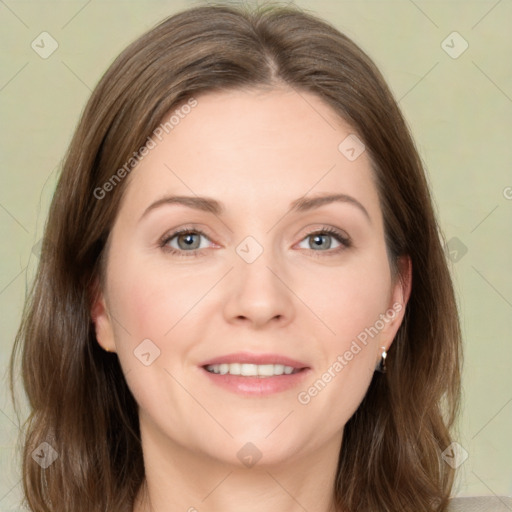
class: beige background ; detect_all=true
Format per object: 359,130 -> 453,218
1,0 -> 511,509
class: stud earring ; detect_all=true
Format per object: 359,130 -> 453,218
375,346 -> 387,373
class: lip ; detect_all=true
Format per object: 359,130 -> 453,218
199,352 -> 310,369
200,366 -> 312,396
198,352 -> 311,396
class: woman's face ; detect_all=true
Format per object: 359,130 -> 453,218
92,87 -> 409,468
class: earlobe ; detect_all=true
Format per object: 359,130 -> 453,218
90,279 -> 117,353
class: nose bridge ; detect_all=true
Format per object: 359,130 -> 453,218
223,232 -> 294,326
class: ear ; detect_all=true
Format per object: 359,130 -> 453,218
90,277 -> 117,353
380,255 -> 412,352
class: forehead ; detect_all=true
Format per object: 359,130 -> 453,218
118,87 -> 380,221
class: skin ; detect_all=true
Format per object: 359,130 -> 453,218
92,86 -> 411,512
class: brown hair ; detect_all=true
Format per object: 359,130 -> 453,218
10,3 -> 462,511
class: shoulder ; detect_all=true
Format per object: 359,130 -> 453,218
447,496 -> 512,512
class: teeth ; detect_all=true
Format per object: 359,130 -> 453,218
205,363 -> 298,377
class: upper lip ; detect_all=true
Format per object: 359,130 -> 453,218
200,352 -> 310,369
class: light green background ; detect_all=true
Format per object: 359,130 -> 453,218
1,0 -> 511,509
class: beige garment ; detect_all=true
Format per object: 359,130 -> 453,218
447,496 -> 512,511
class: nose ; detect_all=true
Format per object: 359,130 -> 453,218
222,245 -> 295,329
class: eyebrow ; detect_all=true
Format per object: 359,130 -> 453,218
140,193 -> 371,222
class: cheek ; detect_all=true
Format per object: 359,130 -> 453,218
298,250 -> 393,345
106,255 -> 213,411
110,254 -> 211,342
295,257 -> 392,430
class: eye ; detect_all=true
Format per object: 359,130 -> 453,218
296,227 -> 351,255
158,226 -> 351,258
159,228 -> 212,257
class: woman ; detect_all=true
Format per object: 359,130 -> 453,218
11,3 -> 463,511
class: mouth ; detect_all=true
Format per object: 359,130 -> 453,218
198,352 -> 311,395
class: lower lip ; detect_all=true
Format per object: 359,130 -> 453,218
200,367 -> 311,396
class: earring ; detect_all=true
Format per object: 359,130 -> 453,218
375,346 -> 387,373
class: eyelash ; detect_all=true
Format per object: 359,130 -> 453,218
158,226 -> 352,258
